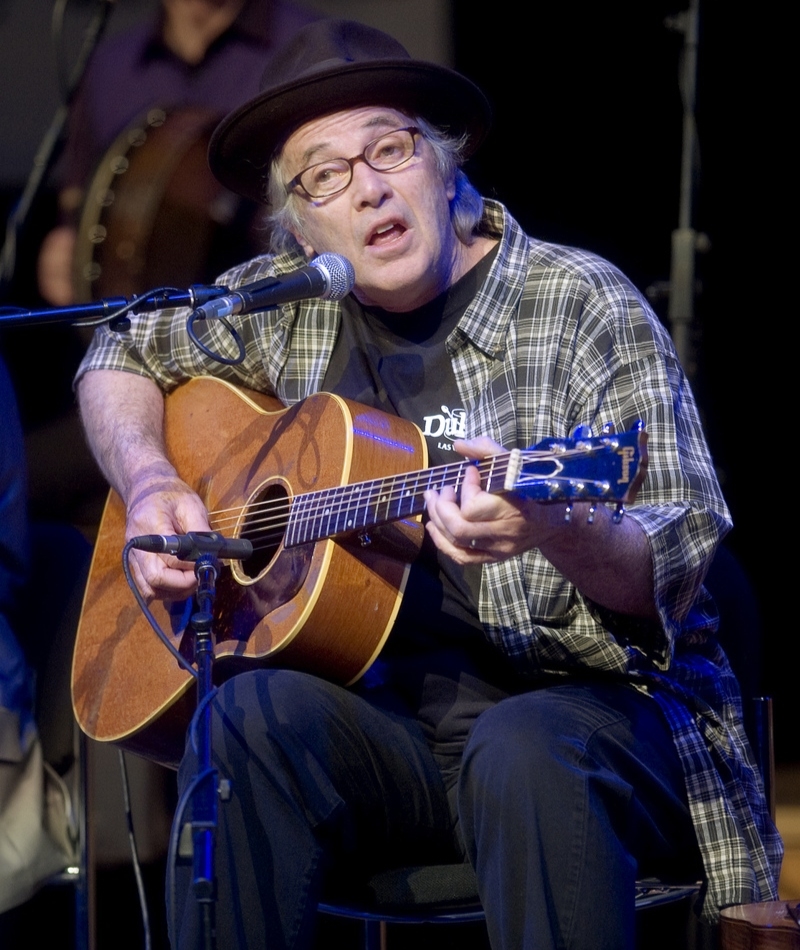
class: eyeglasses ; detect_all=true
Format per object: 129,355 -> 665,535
286,127 -> 421,199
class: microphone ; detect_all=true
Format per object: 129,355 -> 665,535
129,531 -> 253,561
2,254 -> 354,329
192,253 -> 355,320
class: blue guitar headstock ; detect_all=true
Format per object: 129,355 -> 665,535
505,423 -> 648,519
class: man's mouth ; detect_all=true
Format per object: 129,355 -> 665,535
368,222 -> 406,246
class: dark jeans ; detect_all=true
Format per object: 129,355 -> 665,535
170,669 -> 701,950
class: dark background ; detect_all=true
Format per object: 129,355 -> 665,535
452,1 -> 790,757
0,2 -> 789,744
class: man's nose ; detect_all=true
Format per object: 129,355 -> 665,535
350,158 -> 391,206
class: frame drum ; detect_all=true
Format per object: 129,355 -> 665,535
73,107 -> 264,300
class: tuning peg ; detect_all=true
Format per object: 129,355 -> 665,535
601,422 -> 616,434
540,479 -> 564,500
612,503 -> 626,524
569,480 -> 586,498
572,425 -> 593,440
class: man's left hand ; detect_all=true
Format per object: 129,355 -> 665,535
424,436 -> 557,564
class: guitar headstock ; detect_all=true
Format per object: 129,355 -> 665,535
505,423 -> 648,514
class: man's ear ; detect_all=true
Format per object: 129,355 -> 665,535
290,228 -> 316,259
445,170 -> 457,204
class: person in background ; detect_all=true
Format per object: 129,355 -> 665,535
0,353 -> 74,918
0,353 -> 32,789
37,0 -> 318,306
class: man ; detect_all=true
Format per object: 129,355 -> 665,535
74,19 -> 781,949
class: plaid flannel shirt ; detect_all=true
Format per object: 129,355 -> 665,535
77,200 -> 782,916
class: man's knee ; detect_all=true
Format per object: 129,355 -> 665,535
458,685 -> 642,825
216,666 -> 331,716
462,688 -> 591,779
205,669 -> 349,761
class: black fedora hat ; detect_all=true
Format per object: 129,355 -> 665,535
208,19 -> 492,204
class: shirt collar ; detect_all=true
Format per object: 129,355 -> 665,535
450,200 -> 531,360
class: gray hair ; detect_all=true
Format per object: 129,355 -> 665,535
263,116 -> 484,254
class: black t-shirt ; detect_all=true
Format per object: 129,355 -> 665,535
321,249 -> 522,740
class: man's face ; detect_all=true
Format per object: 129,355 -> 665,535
281,107 -> 464,312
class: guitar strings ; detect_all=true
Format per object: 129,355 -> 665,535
200,446 -> 587,554
203,453 -> 516,551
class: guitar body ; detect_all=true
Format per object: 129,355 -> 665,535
72,377 -> 427,766
719,901 -> 800,949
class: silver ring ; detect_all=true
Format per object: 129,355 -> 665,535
469,539 -> 478,549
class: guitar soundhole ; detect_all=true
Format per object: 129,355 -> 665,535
239,482 -> 289,579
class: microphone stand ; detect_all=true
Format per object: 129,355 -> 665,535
665,0 -> 704,382
121,537 -> 247,948
645,1 -> 706,386
187,553 -> 224,950
0,284 -> 230,330
0,282 -> 249,365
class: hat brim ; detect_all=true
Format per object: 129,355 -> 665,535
208,59 -> 492,204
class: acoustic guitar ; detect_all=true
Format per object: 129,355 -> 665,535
71,377 -> 647,767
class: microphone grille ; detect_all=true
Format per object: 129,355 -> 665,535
311,253 -> 356,301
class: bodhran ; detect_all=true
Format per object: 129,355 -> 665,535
73,106 -> 267,300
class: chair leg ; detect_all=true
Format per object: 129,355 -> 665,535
363,919 -> 386,950
752,696 -> 775,819
73,728 -> 95,950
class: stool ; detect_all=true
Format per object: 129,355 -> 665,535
319,862 -> 702,950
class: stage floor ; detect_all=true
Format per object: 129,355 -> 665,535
2,763 -> 798,949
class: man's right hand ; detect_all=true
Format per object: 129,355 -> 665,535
124,471 -> 212,601
77,369 -> 216,601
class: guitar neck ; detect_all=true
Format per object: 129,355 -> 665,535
283,426 -> 646,549
285,454 -> 512,547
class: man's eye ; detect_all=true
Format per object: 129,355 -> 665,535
372,142 -> 403,163
310,164 -> 344,185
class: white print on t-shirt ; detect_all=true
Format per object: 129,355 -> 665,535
421,406 -> 467,451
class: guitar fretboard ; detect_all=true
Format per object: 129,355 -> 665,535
284,454 -> 511,547
280,430 -> 644,549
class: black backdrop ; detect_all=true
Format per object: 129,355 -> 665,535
453,1 -> 790,758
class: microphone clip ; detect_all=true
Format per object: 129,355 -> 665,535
130,531 -> 253,561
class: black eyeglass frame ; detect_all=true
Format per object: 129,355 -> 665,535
285,127 -> 422,200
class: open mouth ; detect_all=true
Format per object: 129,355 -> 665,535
368,222 -> 406,246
